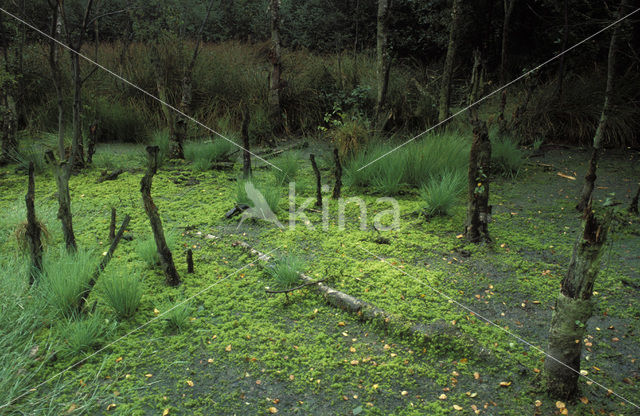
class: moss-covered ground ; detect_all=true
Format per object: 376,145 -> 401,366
0,141 -> 638,415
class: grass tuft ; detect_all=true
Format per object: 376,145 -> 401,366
57,313 -> 112,357
184,139 -> 237,171
266,254 -> 306,290
163,302 -> 191,332
100,265 -> 143,319
420,170 -> 465,217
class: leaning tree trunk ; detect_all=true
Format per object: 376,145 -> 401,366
140,146 -> 181,286
437,0 -> 463,123
25,162 -> 43,284
576,0 -> 626,211
499,0 -> 516,86
268,0 -> 283,133
45,151 -> 77,252
545,205 -> 612,400
373,0 -> 392,131
464,121 -> 492,243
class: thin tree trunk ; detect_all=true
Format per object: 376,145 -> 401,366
47,1 -> 65,161
464,120 -> 492,243
0,96 -> 17,166
332,147 -> 342,199
373,0 -> 392,130
499,0 -> 516,85
576,0 -> 627,212
78,214 -> 131,312
310,154 -> 322,207
25,162 -> 43,284
268,0 -> 283,133
242,108 -> 252,179
187,249 -> 194,273
141,146 -> 180,286
555,0 -> 569,100
438,0 -> 463,123
545,206 -> 612,400
86,121 -> 97,165
70,53 -> 85,171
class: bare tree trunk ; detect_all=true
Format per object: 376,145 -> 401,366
25,162 -> 43,284
499,0 -> 516,85
555,0 -> 569,100
310,154 -> 322,207
45,151 -> 77,252
464,121 -> 492,243
268,0 -> 283,133
70,52 -> 85,171
545,205 -> 612,400
576,0 -> 627,212
141,146 -> 180,286
332,147 -> 342,199
242,108 -> 252,179
373,0 -> 392,130
438,0 -> 463,123
86,121 -> 97,165
47,0 -> 65,161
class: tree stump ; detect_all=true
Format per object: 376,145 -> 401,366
464,121 -> 491,243
45,151 -> 77,252
25,162 -> 43,284
310,154 -> 322,207
332,147 -> 342,199
544,204 -> 612,400
140,146 -> 181,286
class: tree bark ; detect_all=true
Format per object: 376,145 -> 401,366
45,151 -> 77,252
310,154 -> 322,207
545,206 -> 612,400
47,0 -> 65,161
438,0 -> 463,123
242,108 -> 252,179
332,147 -> 342,199
140,146 -> 180,286
268,0 -> 283,133
25,162 -> 43,284
467,49 -> 483,123
576,0 -> 627,211
78,214 -> 131,312
464,121 -> 492,243
499,0 -> 516,85
373,0 -> 392,130
86,121 -> 97,165
70,52 -> 85,171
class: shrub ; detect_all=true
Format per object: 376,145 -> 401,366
39,248 -> 95,318
184,139 -> 237,171
8,143 -> 48,173
491,136 -> 524,178
265,254 -> 305,289
420,170 -> 465,217
163,302 -> 191,332
100,266 -> 143,319
332,117 -> 371,160
272,151 -> 300,185
57,313 -> 112,357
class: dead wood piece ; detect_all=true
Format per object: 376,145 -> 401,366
332,148 -> 342,199
25,162 -> 43,284
310,154 -> 322,207
265,279 -> 327,294
233,240 -> 459,344
109,207 -> 116,242
97,169 -> 124,183
187,249 -> 194,273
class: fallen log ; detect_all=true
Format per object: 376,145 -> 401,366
96,169 -> 124,183
233,240 -> 460,344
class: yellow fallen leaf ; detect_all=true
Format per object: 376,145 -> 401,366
115,357 -> 122,363
383,344 -> 391,350
499,381 -> 511,387
162,408 -> 170,416
535,400 -> 542,407
186,380 -> 194,387
555,400 -> 566,409
268,407 -> 278,414
561,408 -> 568,415
225,344 -> 232,352
145,373 -> 152,378
106,403 -> 116,411
154,308 -> 160,316
459,358 -> 468,364
580,397 -> 589,404
207,358 -> 214,363
337,322 -> 345,327
453,404 -> 463,410
473,372 -> 480,380
401,391 -> 408,396
289,375 -> 295,380
372,384 -> 379,390
349,347 -> 356,353
439,394 -> 447,400
350,360 -> 359,366
67,403 -> 77,413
